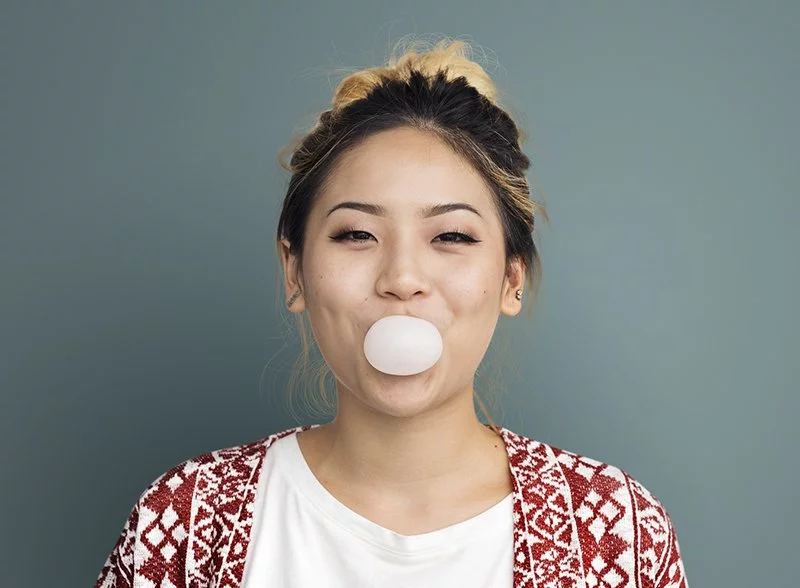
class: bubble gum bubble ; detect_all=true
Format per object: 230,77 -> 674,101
363,315 -> 443,376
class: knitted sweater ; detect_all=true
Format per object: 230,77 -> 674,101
94,425 -> 688,587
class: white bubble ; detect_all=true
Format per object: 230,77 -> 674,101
363,315 -> 443,376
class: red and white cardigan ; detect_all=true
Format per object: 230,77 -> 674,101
95,425 -> 688,587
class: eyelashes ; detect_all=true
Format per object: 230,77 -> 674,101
329,226 -> 481,245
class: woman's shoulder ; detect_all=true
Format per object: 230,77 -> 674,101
501,426 -> 687,581
140,425 -> 310,501
500,426 -> 686,583
501,426 -> 670,510
95,426 -> 311,587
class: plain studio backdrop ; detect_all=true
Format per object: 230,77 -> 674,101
1,2 -> 797,586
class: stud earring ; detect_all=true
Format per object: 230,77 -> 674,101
515,289 -> 523,301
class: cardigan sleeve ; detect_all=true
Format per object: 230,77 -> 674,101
93,500 -> 139,588
92,455 -> 216,588
654,506 -> 689,588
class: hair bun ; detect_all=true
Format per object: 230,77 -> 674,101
331,38 -> 499,114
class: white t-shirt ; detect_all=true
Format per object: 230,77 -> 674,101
240,432 -> 514,588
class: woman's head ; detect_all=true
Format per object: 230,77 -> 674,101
274,38 -> 547,422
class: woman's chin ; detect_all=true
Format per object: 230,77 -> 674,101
359,369 -> 447,418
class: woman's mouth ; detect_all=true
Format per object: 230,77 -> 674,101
363,314 -> 443,376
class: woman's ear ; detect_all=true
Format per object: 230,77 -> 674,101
500,256 -> 525,317
279,238 -> 305,313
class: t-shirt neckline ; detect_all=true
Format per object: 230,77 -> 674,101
273,432 -> 513,556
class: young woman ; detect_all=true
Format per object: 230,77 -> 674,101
95,39 -> 688,588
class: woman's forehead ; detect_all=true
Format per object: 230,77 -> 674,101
318,129 -> 494,213
333,127 -> 472,172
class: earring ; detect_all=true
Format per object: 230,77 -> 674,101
515,289 -> 523,301
287,289 -> 302,307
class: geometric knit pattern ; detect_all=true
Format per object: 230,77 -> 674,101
94,425 -> 688,587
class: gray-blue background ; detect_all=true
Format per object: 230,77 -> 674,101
2,2 -> 797,586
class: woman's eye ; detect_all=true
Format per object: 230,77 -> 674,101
434,232 -> 479,244
330,230 -> 374,242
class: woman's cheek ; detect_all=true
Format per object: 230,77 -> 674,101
443,267 -> 486,303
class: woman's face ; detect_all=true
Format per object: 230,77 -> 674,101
280,127 -> 524,419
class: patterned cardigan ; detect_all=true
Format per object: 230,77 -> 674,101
94,425 -> 688,587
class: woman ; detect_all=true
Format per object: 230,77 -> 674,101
95,39 -> 688,587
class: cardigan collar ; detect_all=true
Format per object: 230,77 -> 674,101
202,424 -> 586,588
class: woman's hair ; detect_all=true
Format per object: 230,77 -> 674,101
271,36 -> 548,427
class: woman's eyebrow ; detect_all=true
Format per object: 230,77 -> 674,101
326,201 -> 482,218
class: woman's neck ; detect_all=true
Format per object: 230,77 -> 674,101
296,388 -> 508,504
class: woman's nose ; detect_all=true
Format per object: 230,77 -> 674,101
374,242 -> 430,301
